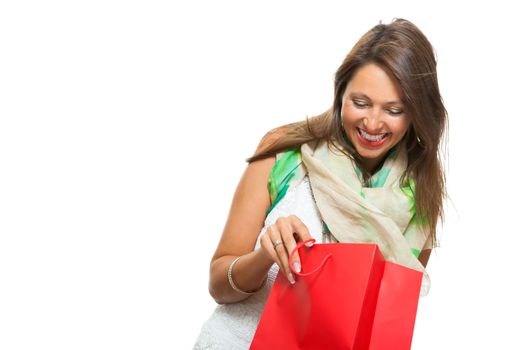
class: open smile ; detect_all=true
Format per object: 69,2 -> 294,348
356,127 -> 390,147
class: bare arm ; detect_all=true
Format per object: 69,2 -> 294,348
208,156 -> 276,304
209,127 -> 313,304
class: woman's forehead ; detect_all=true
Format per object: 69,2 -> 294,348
346,63 -> 403,104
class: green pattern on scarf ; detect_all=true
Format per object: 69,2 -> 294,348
354,149 -> 396,189
400,178 -> 429,227
267,147 -> 302,214
267,145 -> 429,259
411,248 -> 421,257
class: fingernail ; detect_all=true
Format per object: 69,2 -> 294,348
288,273 -> 295,284
306,241 -> 314,247
294,261 -> 301,273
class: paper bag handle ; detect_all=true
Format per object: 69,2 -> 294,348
289,238 -> 332,277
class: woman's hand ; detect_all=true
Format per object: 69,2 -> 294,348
259,215 -> 313,284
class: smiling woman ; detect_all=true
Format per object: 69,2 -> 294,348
341,63 -> 411,173
193,18 -> 447,349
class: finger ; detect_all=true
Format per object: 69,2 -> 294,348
287,215 -> 314,273
288,215 -> 313,244
261,227 -> 284,272
274,219 -> 295,284
280,220 -> 302,275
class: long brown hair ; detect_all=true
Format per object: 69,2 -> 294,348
248,19 -> 447,246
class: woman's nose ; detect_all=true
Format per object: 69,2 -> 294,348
363,108 -> 384,131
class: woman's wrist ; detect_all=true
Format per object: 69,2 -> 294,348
254,245 -> 275,267
228,256 -> 265,294
229,249 -> 273,294
210,248 -> 275,304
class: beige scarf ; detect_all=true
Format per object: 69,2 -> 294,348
299,140 -> 430,296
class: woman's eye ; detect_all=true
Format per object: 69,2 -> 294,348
353,100 -> 367,108
387,109 -> 403,116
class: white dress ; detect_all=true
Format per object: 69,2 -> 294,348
193,177 -> 324,350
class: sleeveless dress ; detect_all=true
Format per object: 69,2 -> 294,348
193,176 -> 323,350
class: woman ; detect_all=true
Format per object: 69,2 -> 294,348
194,18 -> 447,349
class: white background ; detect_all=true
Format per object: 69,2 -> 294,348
1,1 -> 524,349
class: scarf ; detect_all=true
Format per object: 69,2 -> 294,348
267,140 -> 431,296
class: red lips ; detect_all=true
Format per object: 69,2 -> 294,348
356,128 -> 390,148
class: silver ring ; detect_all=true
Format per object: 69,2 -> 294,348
273,239 -> 283,249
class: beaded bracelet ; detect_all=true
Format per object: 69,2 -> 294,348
227,256 -> 264,295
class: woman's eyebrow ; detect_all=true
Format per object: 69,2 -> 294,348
349,92 -> 370,100
349,92 -> 402,105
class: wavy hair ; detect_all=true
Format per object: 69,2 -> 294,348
248,18 -> 447,246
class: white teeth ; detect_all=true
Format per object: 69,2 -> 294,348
358,128 -> 388,142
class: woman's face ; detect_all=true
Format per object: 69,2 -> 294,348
341,63 -> 410,173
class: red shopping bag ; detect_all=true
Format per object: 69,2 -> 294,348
249,239 -> 423,350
